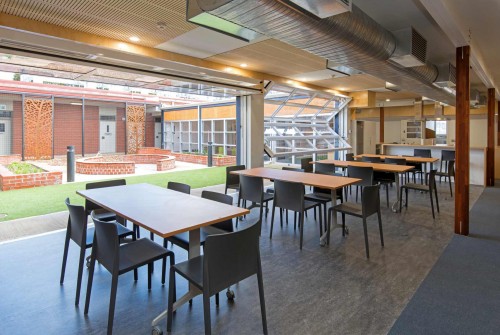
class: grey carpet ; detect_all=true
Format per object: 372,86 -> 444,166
389,183 -> 500,335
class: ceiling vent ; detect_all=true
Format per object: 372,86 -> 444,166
326,60 -> 362,77
433,64 -> 456,88
389,27 -> 427,67
283,0 -> 351,19
187,0 -> 261,42
0,39 -> 92,60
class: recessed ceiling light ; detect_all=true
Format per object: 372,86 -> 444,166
199,72 -> 206,75
224,67 -> 234,73
129,36 -> 140,42
338,87 -> 346,91
386,98 -> 391,102
240,63 -> 248,68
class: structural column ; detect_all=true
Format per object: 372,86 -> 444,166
487,88 -> 495,186
379,106 -> 384,143
455,45 -> 470,235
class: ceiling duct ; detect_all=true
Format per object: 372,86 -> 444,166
192,0 -> 455,105
433,63 -> 456,88
470,89 -> 487,107
283,0 -> 351,19
385,82 -> 401,92
326,60 -> 363,77
389,27 -> 427,67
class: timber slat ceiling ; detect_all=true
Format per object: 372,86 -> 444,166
0,0 -> 196,47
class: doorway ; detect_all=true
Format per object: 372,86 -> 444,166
99,110 -> 116,153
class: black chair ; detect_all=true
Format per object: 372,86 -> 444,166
328,185 -> 383,258
360,156 -> 391,207
385,157 -> 408,184
412,149 -> 432,183
400,169 -> 440,218
282,166 -> 304,172
225,165 -> 246,194
238,175 -> 273,223
154,181 -> 191,242
439,150 -> 455,182
166,221 -> 267,335
270,180 -> 322,250
435,160 -> 455,197
348,165 -> 374,202
361,156 -> 381,163
300,157 -> 314,173
346,153 -> 354,161
84,214 -> 175,335
60,199 -> 136,306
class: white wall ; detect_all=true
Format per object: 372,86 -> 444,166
446,117 -> 489,148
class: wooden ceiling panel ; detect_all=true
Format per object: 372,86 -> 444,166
207,39 -> 326,77
312,74 -> 386,91
0,0 -> 197,47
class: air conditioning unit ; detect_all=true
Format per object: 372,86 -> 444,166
389,27 -> 427,67
433,63 -> 456,88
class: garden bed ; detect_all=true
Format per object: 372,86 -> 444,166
137,148 -> 236,166
76,154 -> 176,175
0,162 -> 62,191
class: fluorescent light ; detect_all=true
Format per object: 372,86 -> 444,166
129,36 -> 140,42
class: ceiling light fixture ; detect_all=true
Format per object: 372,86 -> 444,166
129,36 -> 140,42
224,67 -> 234,73
386,98 -> 391,102
70,102 -> 83,106
240,63 -> 248,68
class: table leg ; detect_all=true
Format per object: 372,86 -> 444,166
151,229 -> 202,328
319,189 -> 341,246
391,172 -> 402,213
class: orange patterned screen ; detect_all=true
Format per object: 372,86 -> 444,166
24,98 -> 53,159
126,105 -> 145,154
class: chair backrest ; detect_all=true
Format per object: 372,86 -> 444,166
282,167 -> 304,172
201,190 -> 234,232
274,179 -> 304,212
65,198 -> 88,247
91,213 -> 119,273
348,166 -> 374,187
239,175 -> 264,203
385,157 -> 406,165
167,181 -> 191,194
226,165 -> 246,187
414,149 -> 431,158
315,162 -> 335,175
441,150 -> 455,161
203,220 -> 261,296
300,157 -> 314,173
85,179 -> 126,214
447,160 -> 455,177
361,185 -> 380,217
346,153 -> 354,161
428,169 -> 438,191
361,156 -> 381,163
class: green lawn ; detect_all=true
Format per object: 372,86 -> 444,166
0,167 -> 226,222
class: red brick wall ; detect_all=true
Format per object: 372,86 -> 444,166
12,101 -> 22,155
0,165 -> 62,191
54,103 -> 83,155
116,107 -> 126,153
84,106 -> 99,155
145,113 -> 155,148
136,147 -> 236,166
76,154 -> 175,174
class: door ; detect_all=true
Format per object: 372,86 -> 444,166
0,118 -> 12,155
154,121 -> 161,148
99,115 -> 116,153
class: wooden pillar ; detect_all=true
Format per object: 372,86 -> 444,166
379,106 -> 384,143
487,88 -> 495,186
455,45 -> 470,235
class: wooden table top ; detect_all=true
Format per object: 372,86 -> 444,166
315,159 -> 414,173
232,167 -> 360,189
77,183 -> 249,238
355,154 -> 439,164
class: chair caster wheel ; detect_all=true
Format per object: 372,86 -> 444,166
152,326 -> 163,335
226,290 -> 235,300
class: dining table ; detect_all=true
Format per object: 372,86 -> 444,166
77,183 -> 249,333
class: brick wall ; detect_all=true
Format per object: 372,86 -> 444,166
136,147 -> 236,166
12,101 -> 22,155
0,165 -> 62,191
54,103 -> 83,155
0,155 -> 21,165
76,154 -> 175,174
84,106 -> 99,155
116,107 -> 126,153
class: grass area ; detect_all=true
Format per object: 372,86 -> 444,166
0,167 -> 226,222
7,162 -> 44,174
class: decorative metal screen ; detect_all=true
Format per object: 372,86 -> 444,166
126,104 -> 145,154
24,97 -> 53,159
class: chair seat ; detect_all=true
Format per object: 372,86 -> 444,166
402,183 -> 429,191
304,200 -> 319,211
173,255 -> 204,290
167,227 -> 227,250
226,184 -> 239,191
304,192 -> 331,203
85,224 -> 134,248
89,208 -> 116,222
332,202 -> 363,217
118,238 -> 171,274
262,192 -> 274,202
435,171 -> 451,177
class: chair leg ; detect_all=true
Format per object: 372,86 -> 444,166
75,246 -> 86,305
107,274 -> 119,335
60,229 -> 70,284
279,208 -> 283,228
166,268 -> 176,332
356,186 -> 359,202
133,224 -> 141,239
259,203 -> 264,224
448,176 -> 453,197
399,187 -> 403,212
148,263 -> 152,290
318,206 -> 323,236
215,292 -> 219,306
378,211 -> 384,247
84,250 -> 96,315
150,231 -> 154,241
299,212 -> 305,250
169,253 -> 176,302
270,204 -> 276,239
385,184 -> 389,208
294,212 -> 297,229
162,257 -> 167,285
405,188 -> 408,208
257,261 -> 268,335
203,290 -> 212,335
362,218 -> 370,258
430,190 -> 435,219
341,213 -> 346,237
435,182 -> 440,213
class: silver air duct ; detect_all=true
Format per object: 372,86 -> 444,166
193,0 -> 454,105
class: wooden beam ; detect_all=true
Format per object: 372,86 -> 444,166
455,46 -> 470,235
379,107 -> 385,143
487,88 -> 495,186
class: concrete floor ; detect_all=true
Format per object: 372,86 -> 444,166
0,181 -> 483,335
